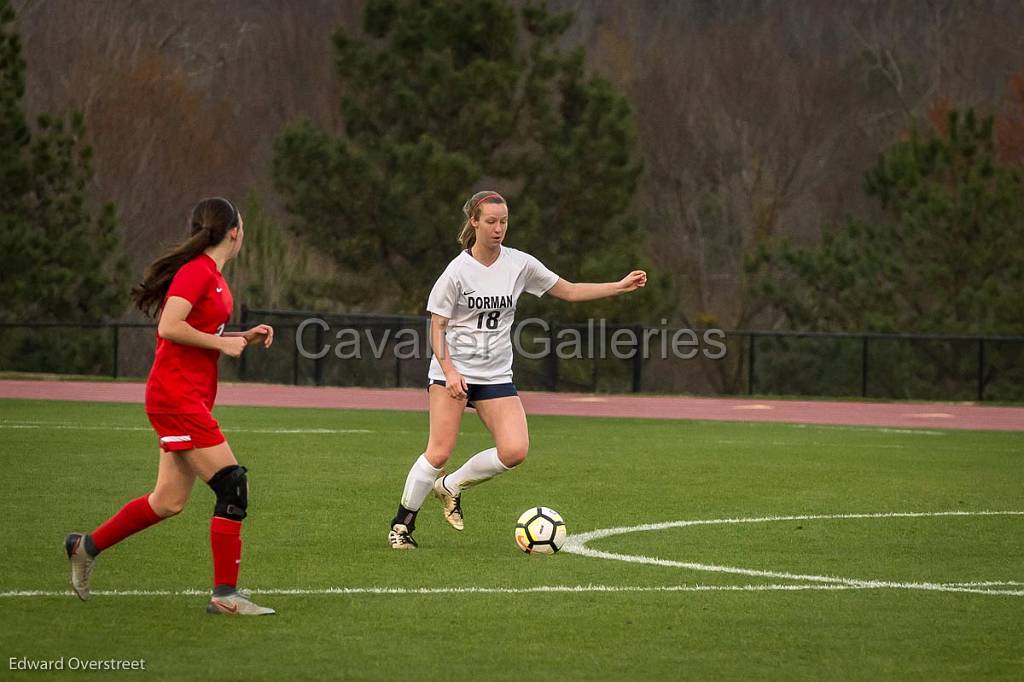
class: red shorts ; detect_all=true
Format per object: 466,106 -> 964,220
146,412 -> 225,452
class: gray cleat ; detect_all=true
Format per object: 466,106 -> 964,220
64,533 -> 97,601
206,589 -> 276,616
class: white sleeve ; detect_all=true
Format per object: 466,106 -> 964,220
426,267 -> 460,318
523,253 -> 559,297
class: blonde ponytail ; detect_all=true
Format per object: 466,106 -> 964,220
458,191 -> 506,251
459,218 -> 476,250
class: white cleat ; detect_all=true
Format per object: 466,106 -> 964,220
206,589 -> 276,616
388,523 -> 418,549
432,474 -> 464,531
64,533 -> 96,601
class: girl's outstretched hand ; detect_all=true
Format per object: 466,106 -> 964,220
617,270 -> 647,294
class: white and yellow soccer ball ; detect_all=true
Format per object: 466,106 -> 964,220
514,507 -> 566,554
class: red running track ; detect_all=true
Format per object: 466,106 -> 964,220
0,380 -> 1022,432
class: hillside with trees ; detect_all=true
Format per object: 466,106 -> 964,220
11,1 -> 1023,316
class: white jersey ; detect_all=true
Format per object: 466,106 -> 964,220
427,246 -> 559,384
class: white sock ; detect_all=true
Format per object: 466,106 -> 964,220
444,448 -> 510,495
400,454 -> 442,512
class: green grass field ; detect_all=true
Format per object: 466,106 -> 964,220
1,398 -> 1023,680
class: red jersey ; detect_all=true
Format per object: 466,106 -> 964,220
145,254 -> 233,414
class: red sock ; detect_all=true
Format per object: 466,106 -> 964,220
210,516 -> 242,589
90,495 -> 163,552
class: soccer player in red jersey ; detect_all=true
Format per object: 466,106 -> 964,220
64,197 -> 277,615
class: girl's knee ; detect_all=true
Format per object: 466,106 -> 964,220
149,492 -> 186,518
498,442 -> 529,468
424,445 -> 454,468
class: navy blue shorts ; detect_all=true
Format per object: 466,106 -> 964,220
428,380 -> 518,408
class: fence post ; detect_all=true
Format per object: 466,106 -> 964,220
111,324 -> 119,379
861,336 -> 869,398
395,329 -> 402,387
547,322 -> 559,391
977,339 -> 985,402
747,333 -> 756,395
292,324 -> 300,385
238,304 -> 249,381
632,324 -> 643,393
314,319 -> 325,386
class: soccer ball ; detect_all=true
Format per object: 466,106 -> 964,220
514,507 -> 566,554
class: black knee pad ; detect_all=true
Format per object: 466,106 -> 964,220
207,464 -> 248,521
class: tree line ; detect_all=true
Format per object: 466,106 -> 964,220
2,0 -> 1021,389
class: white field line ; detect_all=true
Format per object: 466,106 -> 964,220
5,425 -> 913,450
0,423 -> 976,452
4,511 -> 1021,598
2,579 -> 1021,599
942,581 -> 1024,587
0,582 -> 995,599
4,424 -> 909,449
0,421 -> 372,435
715,421 -> 948,436
0,585 -> 859,598
783,424 -> 947,436
707,439 -> 911,450
229,428 -> 373,435
562,511 -> 1024,597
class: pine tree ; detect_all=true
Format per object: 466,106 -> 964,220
750,109 -> 1024,335
0,0 -> 30,245
748,109 -> 1024,397
0,0 -> 127,373
273,0 -> 668,321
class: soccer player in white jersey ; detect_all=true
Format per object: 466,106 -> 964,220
388,190 -> 647,548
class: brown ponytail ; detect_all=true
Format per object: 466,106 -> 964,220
130,197 -> 239,317
459,191 -> 506,250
